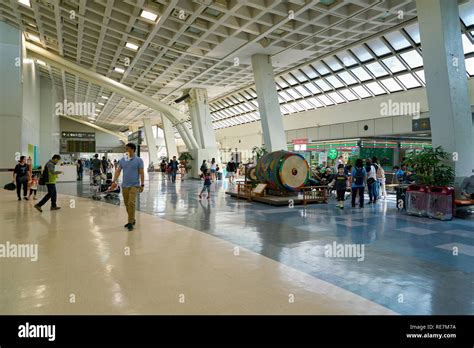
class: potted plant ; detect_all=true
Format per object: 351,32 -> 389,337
404,146 -> 455,219
178,152 -> 194,173
251,146 -> 268,162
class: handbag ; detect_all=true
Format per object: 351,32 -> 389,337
367,177 -> 376,185
4,182 -> 16,191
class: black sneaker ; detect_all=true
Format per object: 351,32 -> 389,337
51,207 -> 61,211
126,223 -> 134,231
124,220 -> 136,228
23,196 -> 29,200
34,205 -> 42,212
18,197 -> 21,201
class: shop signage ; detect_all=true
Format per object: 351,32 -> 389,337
128,130 -> 143,145
294,144 -> 307,151
61,131 -> 95,139
328,148 -> 338,160
351,147 -> 360,155
292,138 -> 308,145
412,119 -> 431,132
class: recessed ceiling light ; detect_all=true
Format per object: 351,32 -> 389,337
140,10 -> 158,21
101,96 -> 109,99
98,102 -> 104,106
114,67 -> 125,73
18,0 -> 31,7
125,42 -> 139,51
186,26 -> 203,35
27,33 -> 41,43
204,7 -> 222,18
35,59 -> 46,66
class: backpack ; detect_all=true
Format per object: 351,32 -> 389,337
354,168 -> 364,186
38,165 -> 49,185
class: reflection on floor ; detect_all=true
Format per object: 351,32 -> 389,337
0,184 -> 393,315
2,173 -> 473,314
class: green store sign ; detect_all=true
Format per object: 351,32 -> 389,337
328,148 -> 338,159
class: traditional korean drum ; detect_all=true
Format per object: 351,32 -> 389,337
255,151 -> 309,191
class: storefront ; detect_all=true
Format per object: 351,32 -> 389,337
288,138 -> 433,170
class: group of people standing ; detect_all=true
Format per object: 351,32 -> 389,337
313,156 -> 387,209
159,156 -> 181,183
76,155 -> 117,182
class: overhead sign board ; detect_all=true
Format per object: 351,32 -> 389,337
128,130 -> 143,145
292,138 -> 308,145
412,119 -> 431,132
61,131 -> 95,139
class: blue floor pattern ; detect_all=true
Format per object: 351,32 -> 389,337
58,174 -> 474,315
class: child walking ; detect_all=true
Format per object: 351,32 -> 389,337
28,174 -> 38,200
329,164 -> 349,209
199,171 -> 212,200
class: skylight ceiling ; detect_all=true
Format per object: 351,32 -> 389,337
0,0 -> 420,129
208,16 -> 474,130
0,0 -> 472,132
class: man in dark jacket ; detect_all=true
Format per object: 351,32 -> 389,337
169,156 -> 179,183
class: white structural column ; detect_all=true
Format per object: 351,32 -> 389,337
162,116 -> 178,158
143,118 -> 158,165
186,88 -> 219,178
39,77 -> 60,166
416,0 -> 473,177
187,88 -> 217,149
176,123 -> 192,151
251,54 -> 287,152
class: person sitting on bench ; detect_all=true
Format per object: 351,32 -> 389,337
460,175 -> 474,200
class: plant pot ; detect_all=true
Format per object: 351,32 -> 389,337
406,185 -> 429,217
427,186 -> 455,221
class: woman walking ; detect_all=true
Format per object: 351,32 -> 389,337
13,156 -> 30,201
210,158 -> 217,181
365,159 -> 377,204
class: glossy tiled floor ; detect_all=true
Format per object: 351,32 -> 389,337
2,173 -> 473,314
0,178 -> 393,315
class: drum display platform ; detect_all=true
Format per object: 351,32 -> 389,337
225,187 -> 328,206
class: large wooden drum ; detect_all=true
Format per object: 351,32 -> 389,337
255,151 -> 309,191
246,165 -> 257,181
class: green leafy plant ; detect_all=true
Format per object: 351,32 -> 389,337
252,146 -> 268,160
405,146 -> 455,187
178,152 -> 194,172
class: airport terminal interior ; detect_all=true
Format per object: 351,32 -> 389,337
0,0 -> 473,316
